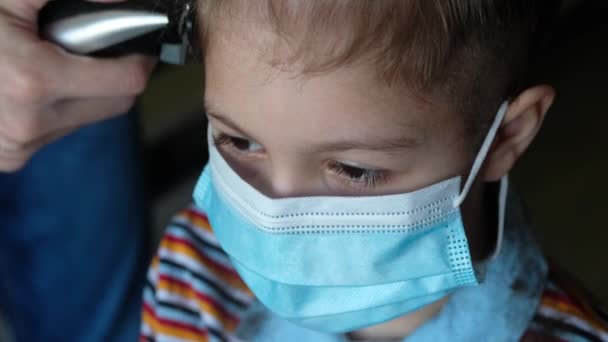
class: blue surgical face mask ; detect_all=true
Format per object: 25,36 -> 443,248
193,102 -> 510,333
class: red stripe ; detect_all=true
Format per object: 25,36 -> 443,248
143,301 -> 157,316
158,274 -> 240,325
542,288 -> 586,312
139,333 -> 151,342
185,208 -> 209,222
143,302 -> 210,337
163,233 -> 241,280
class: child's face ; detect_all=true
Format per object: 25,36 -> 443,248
201,14 -> 555,337
204,27 -> 475,199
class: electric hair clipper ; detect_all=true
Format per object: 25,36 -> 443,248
39,0 -> 199,64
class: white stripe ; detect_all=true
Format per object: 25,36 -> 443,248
538,305 -> 608,339
158,247 -> 252,304
155,289 -> 227,337
171,216 -> 221,247
157,260 -> 250,310
140,323 -> 154,338
155,333 -> 197,342
163,226 -> 234,270
147,263 -> 160,284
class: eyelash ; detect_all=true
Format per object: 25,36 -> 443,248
213,131 -> 389,189
326,161 -> 389,189
213,132 -> 264,157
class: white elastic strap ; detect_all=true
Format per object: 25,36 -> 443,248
490,176 -> 508,260
452,101 -> 509,208
471,175 -> 508,273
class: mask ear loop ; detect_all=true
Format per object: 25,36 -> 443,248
452,101 -> 509,208
452,101 -> 509,261
491,176 -> 508,260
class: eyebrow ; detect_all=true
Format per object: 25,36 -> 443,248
206,110 -> 250,137
313,136 -> 422,152
204,101 -> 423,153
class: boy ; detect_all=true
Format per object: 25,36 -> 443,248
141,1 -> 608,341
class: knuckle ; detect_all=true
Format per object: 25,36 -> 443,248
116,97 -> 137,113
127,63 -> 151,94
8,116 -> 42,144
0,158 -> 27,173
0,145 -> 29,172
8,65 -> 48,102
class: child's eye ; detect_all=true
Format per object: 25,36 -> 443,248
213,132 -> 264,155
326,160 -> 389,189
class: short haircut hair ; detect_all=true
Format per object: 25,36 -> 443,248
197,0 -> 561,143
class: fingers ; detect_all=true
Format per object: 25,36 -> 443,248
47,49 -> 157,98
0,125 -> 72,172
0,154 -> 30,172
0,95 -> 135,159
50,95 -> 136,130
0,0 -> 154,172
5,0 -> 158,100
0,134 -> 30,168
0,94 -> 134,172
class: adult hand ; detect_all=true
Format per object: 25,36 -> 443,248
0,0 -> 157,171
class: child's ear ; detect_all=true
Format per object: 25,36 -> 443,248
482,85 -> 555,182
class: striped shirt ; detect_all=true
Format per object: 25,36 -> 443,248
141,207 -> 608,341
523,270 -> 608,341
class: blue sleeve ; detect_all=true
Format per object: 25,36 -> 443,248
0,111 -> 150,342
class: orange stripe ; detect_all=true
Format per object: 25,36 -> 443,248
541,296 -> 608,332
150,255 -> 160,270
142,304 -> 210,341
543,288 -> 585,311
179,209 -> 213,233
160,236 -> 251,293
157,276 -> 240,331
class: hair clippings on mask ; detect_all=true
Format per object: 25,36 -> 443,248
39,0 -> 201,65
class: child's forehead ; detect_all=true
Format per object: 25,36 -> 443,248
208,27 -> 422,103
200,2 -> 469,149
198,0 -> 548,147
204,14 -> 432,105
204,28 -> 461,150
